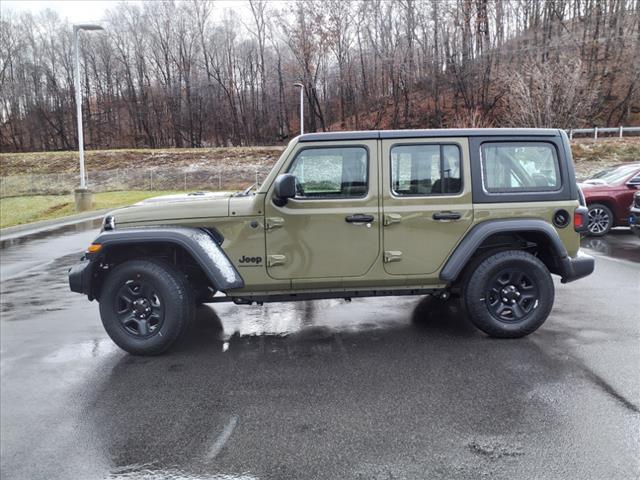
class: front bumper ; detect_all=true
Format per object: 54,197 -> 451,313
68,257 -> 95,299
559,251 -> 595,284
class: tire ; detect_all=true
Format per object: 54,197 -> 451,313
587,203 -> 613,236
462,250 -> 554,338
99,259 -> 194,355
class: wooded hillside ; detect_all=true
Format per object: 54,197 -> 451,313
1,0 -> 639,152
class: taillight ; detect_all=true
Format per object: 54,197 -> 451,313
574,206 -> 588,233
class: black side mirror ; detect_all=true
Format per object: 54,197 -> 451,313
273,174 -> 297,206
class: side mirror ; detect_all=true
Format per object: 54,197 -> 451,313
273,174 -> 297,206
626,181 -> 640,189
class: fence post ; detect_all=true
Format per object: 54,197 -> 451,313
619,126 -> 623,138
218,173 -> 222,190
569,129 -> 573,140
184,172 -> 187,191
594,126 -> 598,140
150,170 -> 153,190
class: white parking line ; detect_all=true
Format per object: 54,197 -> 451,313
206,415 -> 239,460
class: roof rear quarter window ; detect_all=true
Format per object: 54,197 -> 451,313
481,142 -> 561,193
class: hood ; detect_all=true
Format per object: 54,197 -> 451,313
578,181 -> 613,191
136,191 -> 234,205
109,191 -> 234,226
580,179 -> 608,186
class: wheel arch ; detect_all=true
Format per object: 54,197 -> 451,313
86,227 -> 244,299
440,219 -> 569,284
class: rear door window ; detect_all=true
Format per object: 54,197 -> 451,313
391,144 -> 462,196
481,142 -> 561,193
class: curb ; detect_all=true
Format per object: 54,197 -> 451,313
0,209 -> 110,241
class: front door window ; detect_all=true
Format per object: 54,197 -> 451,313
288,147 -> 368,198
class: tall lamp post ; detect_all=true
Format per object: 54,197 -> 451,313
293,82 -> 304,135
73,23 -> 103,211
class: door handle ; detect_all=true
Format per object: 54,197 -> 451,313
432,212 -> 461,221
345,214 -> 374,223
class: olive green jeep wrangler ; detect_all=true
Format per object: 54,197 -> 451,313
69,129 -> 594,355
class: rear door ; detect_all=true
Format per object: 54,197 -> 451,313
381,137 -> 473,275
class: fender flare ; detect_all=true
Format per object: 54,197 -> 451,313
91,227 -> 244,291
439,219 -> 568,283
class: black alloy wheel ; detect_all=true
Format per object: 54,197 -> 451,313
115,278 -> 165,338
99,259 -> 194,355
462,250 -> 554,338
485,268 -> 539,323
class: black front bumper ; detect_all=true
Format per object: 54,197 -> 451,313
68,258 -> 95,299
559,251 -> 595,284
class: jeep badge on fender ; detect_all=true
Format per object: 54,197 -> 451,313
69,128 -> 594,355
239,255 -> 263,264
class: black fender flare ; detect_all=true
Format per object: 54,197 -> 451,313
439,219 -> 569,283
91,227 -> 244,291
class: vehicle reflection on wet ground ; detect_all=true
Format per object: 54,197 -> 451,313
580,228 -> 640,263
1,220 -> 639,479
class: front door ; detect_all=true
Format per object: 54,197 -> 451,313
264,141 -> 380,284
381,137 -> 473,276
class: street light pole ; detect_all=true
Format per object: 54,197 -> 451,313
73,24 -> 103,192
294,82 -> 304,135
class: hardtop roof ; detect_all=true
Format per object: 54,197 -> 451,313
298,128 -> 562,142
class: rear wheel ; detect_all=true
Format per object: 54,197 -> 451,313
587,203 -> 613,236
99,259 -> 194,355
462,250 -> 554,338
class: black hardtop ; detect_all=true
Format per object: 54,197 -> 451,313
298,128 -> 562,143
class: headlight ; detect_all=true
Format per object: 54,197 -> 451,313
102,215 -> 116,231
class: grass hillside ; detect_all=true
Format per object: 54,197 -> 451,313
1,138 -> 637,179
0,146 -> 283,177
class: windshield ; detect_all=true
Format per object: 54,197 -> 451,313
587,165 -> 639,184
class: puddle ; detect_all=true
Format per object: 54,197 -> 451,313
110,463 -> 258,480
580,229 -> 640,263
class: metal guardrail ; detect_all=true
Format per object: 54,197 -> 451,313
567,126 -> 640,139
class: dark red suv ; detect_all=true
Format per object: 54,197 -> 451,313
580,163 -> 640,236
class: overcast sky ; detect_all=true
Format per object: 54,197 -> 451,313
1,0 -> 256,23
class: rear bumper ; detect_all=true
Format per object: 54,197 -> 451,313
68,258 -> 95,299
559,251 -> 595,284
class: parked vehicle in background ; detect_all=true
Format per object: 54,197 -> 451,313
629,192 -> 640,238
69,128 -> 594,355
580,163 -> 640,236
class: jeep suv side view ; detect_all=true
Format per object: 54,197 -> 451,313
69,129 -> 594,355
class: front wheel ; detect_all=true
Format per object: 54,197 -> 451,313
587,203 -> 613,236
99,259 -> 194,355
462,250 -> 554,338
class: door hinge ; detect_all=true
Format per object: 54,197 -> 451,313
267,254 -> 287,267
384,213 -> 402,226
265,217 -> 284,230
383,250 -> 403,263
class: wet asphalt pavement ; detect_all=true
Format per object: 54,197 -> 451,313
1,224 -> 639,479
